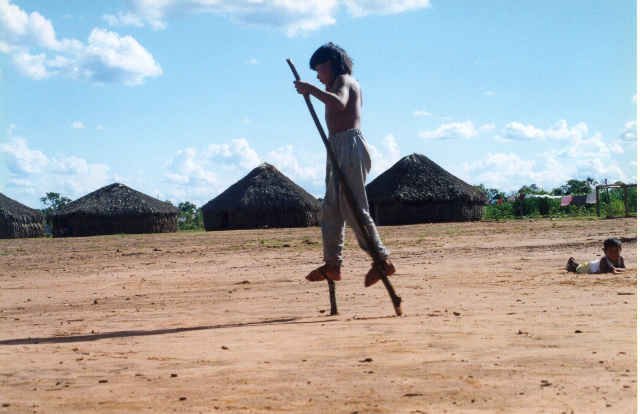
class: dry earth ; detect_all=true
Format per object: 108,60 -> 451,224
0,217 -> 636,414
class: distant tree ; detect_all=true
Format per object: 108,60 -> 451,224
517,184 -> 547,195
560,178 -> 596,195
177,202 -> 204,231
475,184 -> 505,200
40,192 -> 71,215
178,201 -> 197,215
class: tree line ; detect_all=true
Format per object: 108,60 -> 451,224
475,178 -> 600,201
475,178 -> 637,220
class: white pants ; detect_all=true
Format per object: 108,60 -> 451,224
321,129 -> 390,267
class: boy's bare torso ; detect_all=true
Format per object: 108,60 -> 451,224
325,74 -> 361,136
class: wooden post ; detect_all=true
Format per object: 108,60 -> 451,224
605,179 -> 613,218
624,185 -> 629,217
327,279 -> 338,315
520,195 -> 523,219
596,188 -> 600,217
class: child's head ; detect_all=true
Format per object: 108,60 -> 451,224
603,237 -> 622,261
309,42 -> 353,76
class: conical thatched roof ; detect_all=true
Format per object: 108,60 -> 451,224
0,193 -> 45,239
202,163 -> 321,230
0,193 -> 43,222
366,153 -> 486,204
204,164 -> 320,212
48,183 -> 180,219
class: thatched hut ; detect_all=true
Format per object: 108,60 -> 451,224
0,193 -> 45,239
202,163 -> 321,231
365,153 -> 486,225
47,183 -> 181,237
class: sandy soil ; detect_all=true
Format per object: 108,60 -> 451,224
0,217 -> 636,414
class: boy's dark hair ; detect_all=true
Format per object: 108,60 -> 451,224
309,42 -> 353,76
603,237 -> 622,249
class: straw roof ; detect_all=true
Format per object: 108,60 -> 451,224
0,193 -> 44,239
48,183 -> 180,219
366,153 -> 486,204
204,164 -> 320,211
0,193 -> 44,221
202,163 -> 321,230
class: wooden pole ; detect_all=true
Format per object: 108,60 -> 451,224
520,195 -> 523,219
624,185 -> 629,217
605,179 -> 613,217
327,279 -> 338,315
596,188 -> 600,217
287,59 -> 402,316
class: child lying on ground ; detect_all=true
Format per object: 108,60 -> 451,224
566,237 -> 626,274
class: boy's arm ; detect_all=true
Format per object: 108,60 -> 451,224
599,257 -> 625,273
599,257 -> 613,273
294,76 -> 350,111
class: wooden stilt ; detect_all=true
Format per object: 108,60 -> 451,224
624,186 -> 629,217
327,279 -> 338,315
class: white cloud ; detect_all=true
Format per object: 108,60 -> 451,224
633,95 -> 637,105
265,145 -> 322,181
412,110 -> 431,117
164,147 -> 220,185
0,125 -> 113,206
503,122 -> 546,141
0,126 -> 48,174
492,135 -> 512,143
343,0 -> 432,18
544,120 -> 588,140
105,0 -> 339,37
11,52 -> 52,79
500,120 -> 590,142
620,121 -> 636,141
163,139 -> 263,205
50,154 -> 90,175
462,152 -> 582,192
551,130 -> 623,159
102,11 -> 145,28
71,121 -> 85,129
461,120 -> 631,192
480,124 -> 495,134
367,133 -> 402,177
0,0 -> 63,51
246,58 -> 259,65
204,139 -> 261,170
419,120 -> 478,140
484,91 -> 494,95
0,1 -> 162,85
74,28 -> 162,85
101,0 -> 431,36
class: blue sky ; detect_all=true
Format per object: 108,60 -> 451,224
0,0 -> 636,209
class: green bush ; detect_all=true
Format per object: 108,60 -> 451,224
483,187 -> 636,220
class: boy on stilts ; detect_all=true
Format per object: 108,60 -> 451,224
293,42 -> 395,288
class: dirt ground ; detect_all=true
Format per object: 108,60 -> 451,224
0,217 -> 636,413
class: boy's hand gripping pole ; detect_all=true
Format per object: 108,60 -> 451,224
287,58 -> 402,316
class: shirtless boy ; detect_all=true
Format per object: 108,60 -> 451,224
293,42 -> 395,287
566,237 -> 626,274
